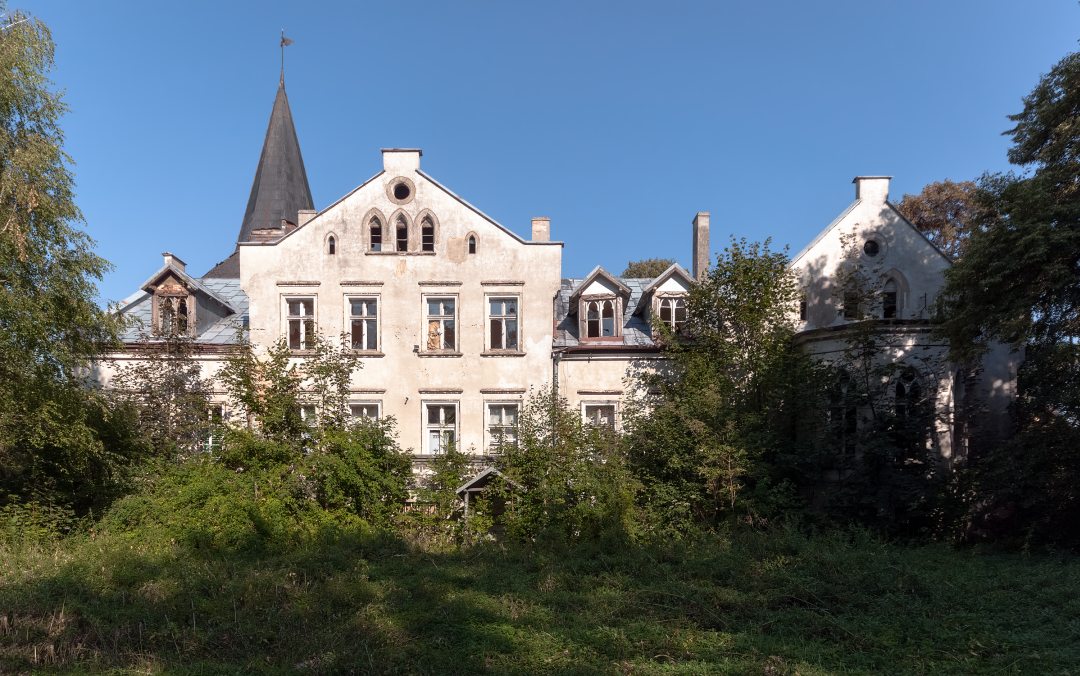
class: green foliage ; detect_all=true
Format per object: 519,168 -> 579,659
3,526 -> 1080,672
107,333 -> 212,460
0,7 -> 133,522
621,257 -> 676,278
495,386 -> 639,543
939,50 -> 1080,547
217,331 -> 359,445
625,239 -> 810,535
402,445 -> 484,546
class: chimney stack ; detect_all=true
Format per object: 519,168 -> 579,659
853,176 -> 892,204
531,217 -> 551,242
692,212 -> 710,281
297,209 -> 316,226
162,251 -> 186,272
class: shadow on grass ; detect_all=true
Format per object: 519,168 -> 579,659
2,527 -> 1080,673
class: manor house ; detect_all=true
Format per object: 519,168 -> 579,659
102,80 -> 1016,461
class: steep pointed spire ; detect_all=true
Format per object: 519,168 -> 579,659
236,82 -> 313,247
204,82 -> 314,278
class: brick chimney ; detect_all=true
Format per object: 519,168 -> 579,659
692,212 -> 710,281
531,217 -> 550,242
162,251 -> 186,272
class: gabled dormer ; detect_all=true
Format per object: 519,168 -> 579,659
138,253 -> 239,338
569,266 -> 632,340
634,263 -> 694,334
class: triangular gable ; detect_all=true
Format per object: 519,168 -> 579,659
634,263 -> 694,315
455,466 -> 521,495
789,199 -> 952,269
569,266 -> 632,304
135,263 -> 239,315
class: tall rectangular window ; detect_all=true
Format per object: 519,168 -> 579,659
287,297 -> 315,350
585,298 -> 617,337
657,296 -> 687,333
487,403 -> 519,450
425,297 -> 456,351
205,404 -> 224,453
349,297 -> 378,351
488,297 -> 519,350
426,403 -> 457,454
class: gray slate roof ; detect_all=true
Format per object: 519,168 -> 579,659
554,276 -> 657,348
119,278 -> 248,345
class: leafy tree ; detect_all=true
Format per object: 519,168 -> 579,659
896,179 -> 978,260
622,257 -> 676,278
495,386 -> 638,543
939,50 -> 1080,547
624,239 -> 812,535
108,332 -> 212,460
0,8 -> 133,519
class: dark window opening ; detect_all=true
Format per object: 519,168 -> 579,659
883,292 -> 897,318
421,219 -> 435,252
393,183 -> 410,200
468,236 -> 476,254
864,240 -> 880,257
370,219 -> 382,252
396,220 -> 408,252
327,236 -> 336,255
843,290 -> 860,319
799,295 -> 808,321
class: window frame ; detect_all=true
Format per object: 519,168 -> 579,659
284,295 -> 317,351
581,400 -> 619,431
485,400 -> 520,452
421,293 -> 459,353
369,216 -> 383,252
349,400 -> 382,421
345,294 -> 380,353
205,403 -> 225,453
423,401 -> 459,455
580,294 -> 622,340
654,294 -> 688,334
486,294 -> 522,353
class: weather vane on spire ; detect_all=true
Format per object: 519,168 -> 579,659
280,30 -> 294,86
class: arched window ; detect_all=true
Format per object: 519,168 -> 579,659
421,218 -> 435,252
882,279 -> 898,319
799,292 -> 808,321
396,216 -> 408,252
657,297 -> 687,333
327,235 -> 336,255
468,235 -> 477,255
842,288 -> 860,319
586,299 -> 617,337
369,217 -> 382,252
895,367 -> 922,419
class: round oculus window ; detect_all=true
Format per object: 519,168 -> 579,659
386,176 -> 416,204
863,240 -> 881,257
393,183 -> 411,200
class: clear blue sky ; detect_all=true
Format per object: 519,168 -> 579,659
17,0 -> 1080,305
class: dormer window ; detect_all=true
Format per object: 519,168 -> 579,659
152,280 -> 195,337
585,298 -> 617,338
656,296 -> 687,333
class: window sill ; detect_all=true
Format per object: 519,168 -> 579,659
365,251 -> 437,256
579,336 -> 624,343
481,350 -> 526,357
417,350 -> 463,358
350,350 -> 385,358
289,348 -> 316,356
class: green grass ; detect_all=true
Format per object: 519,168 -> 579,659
2,527 -> 1078,674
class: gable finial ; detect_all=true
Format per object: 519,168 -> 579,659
280,30 -> 293,86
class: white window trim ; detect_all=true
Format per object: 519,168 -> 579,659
485,293 -> 523,353
580,294 -> 622,339
484,399 -> 521,451
653,293 -> 688,333
423,400 -> 460,455
581,400 -> 620,431
420,293 -> 460,354
344,293 -> 381,353
349,400 -> 382,421
282,294 -> 317,351
205,402 -> 226,453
